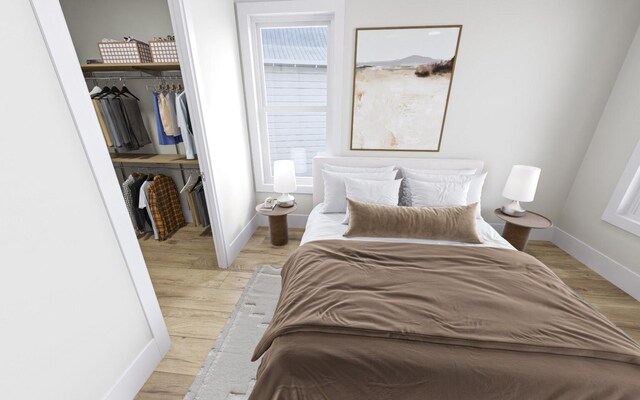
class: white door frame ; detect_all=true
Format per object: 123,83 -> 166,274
29,0 -> 230,397
167,0 -> 229,267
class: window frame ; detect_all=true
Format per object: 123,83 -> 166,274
602,139 -> 640,237
237,0 -> 344,193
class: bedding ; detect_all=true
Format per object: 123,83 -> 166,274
399,171 -> 487,218
250,240 -> 640,399
402,167 -> 477,175
342,178 -> 403,223
321,170 -> 397,213
406,178 -> 470,207
344,200 -> 481,243
302,203 -> 512,249
323,164 -> 395,172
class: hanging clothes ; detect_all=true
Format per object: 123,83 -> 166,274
184,180 -> 201,227
192,180 -> 210,227
153,91 -> 183,145
90,87 -> 150,150
122,175 -> 138,230
120,96 -> 152,147
176,91 -> 197,160
91,99 -> 113,147
166,91 -> 181,137
147,175 -> 186,240
157,92 -> 175,135
99,98 -> 124,148
107,96 -> 138,150
139,178 -> 160,240
130,175 -> 153,233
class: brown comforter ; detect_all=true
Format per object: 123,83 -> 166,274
250,240 -> 640,399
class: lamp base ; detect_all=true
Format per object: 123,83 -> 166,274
277,193 -> 295,208
501,200 -> 526,217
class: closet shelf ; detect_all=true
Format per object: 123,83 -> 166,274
81,62 -> 180,73
110,153 -> 198,165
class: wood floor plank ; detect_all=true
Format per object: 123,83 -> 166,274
147,265 -> 229,289
153,336 -> 215,376
135,371 -> 194,400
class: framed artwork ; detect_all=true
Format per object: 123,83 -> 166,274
350,25 -> 462,152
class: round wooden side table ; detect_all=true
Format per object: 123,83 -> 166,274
494,208 -> 553,251
256,203 -> 298,246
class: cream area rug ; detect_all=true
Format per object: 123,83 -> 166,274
184,265 -> 281,400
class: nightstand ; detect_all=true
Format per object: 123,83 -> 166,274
256,203 -> 298,246
494,208 -> 553,251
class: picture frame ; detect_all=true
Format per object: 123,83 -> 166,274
350,25 -> 462,152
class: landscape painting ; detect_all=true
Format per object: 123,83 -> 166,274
350,26 -> 462,151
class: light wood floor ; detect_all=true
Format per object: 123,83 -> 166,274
135,226 -> 640,399
135,225 -> 302,399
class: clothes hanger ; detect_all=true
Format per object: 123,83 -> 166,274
89,85 -> 102,96
180,172 -> 196,193
119,80 -> 140,100
120,83 -> 140,101
92,84 -> 112,99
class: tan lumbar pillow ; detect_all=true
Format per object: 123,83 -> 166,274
344,199 -> 482,243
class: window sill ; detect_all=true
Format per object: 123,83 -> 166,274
602,211 -> 640,238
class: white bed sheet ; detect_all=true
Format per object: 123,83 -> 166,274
301,203 -> 515,250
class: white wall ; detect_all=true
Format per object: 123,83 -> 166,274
181,0 -> 257,253
559,25 -> 640,274
0,1 -> 153,398
259,0 -> 640,223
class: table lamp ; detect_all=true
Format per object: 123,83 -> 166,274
501,165 -> 541,217
274,160 -> 297,207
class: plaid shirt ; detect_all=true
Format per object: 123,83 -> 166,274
147,175 -> 186,240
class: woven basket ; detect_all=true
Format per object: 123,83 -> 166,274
98,41 -> 153,64
150,40 -> 179,63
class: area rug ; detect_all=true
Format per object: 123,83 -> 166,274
184,265 -> 281,400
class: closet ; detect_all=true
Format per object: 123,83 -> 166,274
60,0 -> 218,268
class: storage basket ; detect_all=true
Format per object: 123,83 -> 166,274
150,40 -> 179,63
98,41 -> 153,64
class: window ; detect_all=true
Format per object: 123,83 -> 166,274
237,1 -> 343,192
602,139 -> 640,237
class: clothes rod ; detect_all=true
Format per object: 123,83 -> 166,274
85,75 -> 182,80
113,164 -> 199,170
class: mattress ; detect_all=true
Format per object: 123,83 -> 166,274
301,203 -> 514,250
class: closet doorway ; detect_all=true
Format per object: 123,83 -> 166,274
54,0 -> 224,271
32,0 -> 235,396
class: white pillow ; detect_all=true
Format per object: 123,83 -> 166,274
324,164 -> 396,173
402,172 -> 487,218
342,178 -> 403,224
408,178 -> 471,208
322,170 -> 398,213
402,167 -> 477,176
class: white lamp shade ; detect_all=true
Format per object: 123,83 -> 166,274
273,160 -> 297,193
502,165 -> 541,202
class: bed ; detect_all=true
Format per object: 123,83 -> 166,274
249,156 -> 640,400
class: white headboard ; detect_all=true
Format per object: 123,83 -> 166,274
312,156 -> 484,206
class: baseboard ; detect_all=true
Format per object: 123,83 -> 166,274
552,228 -> 640,302
103,339 -> 164,400
257,213 -> 308,229
489,222 -> 555,241
227,214 -> 260,267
